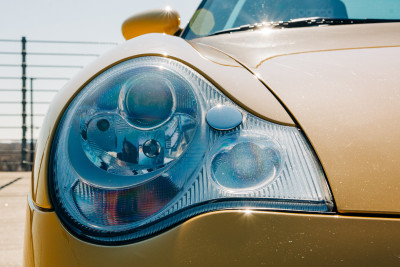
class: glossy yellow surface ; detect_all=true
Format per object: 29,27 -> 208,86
259,47 -> 400,214
122,8 -> 181,40
31,34 -> 295,209
24,201 -> 400,267
193,23 -> 400,69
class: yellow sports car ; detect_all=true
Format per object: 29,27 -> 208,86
24,0 -> 400,266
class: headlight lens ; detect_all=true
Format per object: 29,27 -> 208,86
50,56 -> 333,244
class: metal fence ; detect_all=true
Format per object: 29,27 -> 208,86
0,37 -> 117,171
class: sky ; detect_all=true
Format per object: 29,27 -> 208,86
0,0 -> 202,141
0,0 -> 201,42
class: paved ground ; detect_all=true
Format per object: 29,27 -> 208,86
0,172 -> 31,267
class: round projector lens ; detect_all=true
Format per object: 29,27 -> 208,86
208,135 -> 283,191
120,72 -> 175,129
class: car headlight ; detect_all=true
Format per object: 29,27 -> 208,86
50,56 -> 333,244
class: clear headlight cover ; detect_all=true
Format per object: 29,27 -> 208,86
50,56 -> 333,244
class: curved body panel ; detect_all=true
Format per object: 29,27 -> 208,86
258,46 -> 400,214
24,203 -> 400,266
193,23 -> 400,68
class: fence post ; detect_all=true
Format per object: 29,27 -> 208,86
21,36 -> 27,170
30,78 -> 34,169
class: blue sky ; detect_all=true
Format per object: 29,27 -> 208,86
1,0 -> 201,42
0,0 -> 201,141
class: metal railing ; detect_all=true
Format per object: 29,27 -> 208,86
0,37 -> 118,171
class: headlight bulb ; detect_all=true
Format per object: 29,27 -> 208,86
143,139 -> 162,158
96,118 -> 110,132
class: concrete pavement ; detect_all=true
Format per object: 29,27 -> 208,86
0,172 -> 31,267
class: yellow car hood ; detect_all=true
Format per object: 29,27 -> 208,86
192,23 -> 400,215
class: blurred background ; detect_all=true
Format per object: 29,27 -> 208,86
0,1 -> 201,266
0,0 -> 201,171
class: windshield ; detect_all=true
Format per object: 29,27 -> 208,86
182,0 -> 400,39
